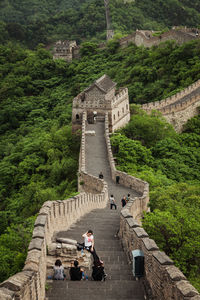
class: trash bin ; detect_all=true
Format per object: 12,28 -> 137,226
132,250 -> 144,278
116,175 -> 120,184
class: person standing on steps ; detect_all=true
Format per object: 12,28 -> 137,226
121,195 -> 127,207
99,171 -> 104,179
110,194 -> 117,210
116,175 -> 120,184
92,260 -> 107,281
82,230 -> 99,263
126,193 -> 130,203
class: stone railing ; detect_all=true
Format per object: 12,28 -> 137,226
79,111 -> 87,173
135,29 -> 199,48
0,112 -> 108,300
112,88 -> 128,107
159,94 -> 200,115
104,113 -> 200,299
119,207 -> 200,299
142,79 -> 200,112
104,113 -> 149,223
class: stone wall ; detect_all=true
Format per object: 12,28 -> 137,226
119,209 -> 200,300
104,113 -> 149,223
142,80 -> 200,111
0,112 -> 108,300
104,113 -> 200,299
142,79 -> 200,132
134,29 -> 199,48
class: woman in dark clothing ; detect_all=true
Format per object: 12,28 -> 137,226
69,260 -> 83,281
121,196 -> 127,207
92,260 -> 107,281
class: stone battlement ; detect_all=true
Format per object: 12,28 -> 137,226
142,79 -> 200,132
142,79 -> 200,111
104,113 -> 200,299
112,88 -> 128,106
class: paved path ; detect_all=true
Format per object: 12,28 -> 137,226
46,121 -> 145,300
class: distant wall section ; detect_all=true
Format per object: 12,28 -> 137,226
142,79 -> 200,132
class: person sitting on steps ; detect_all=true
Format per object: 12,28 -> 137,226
69,260 -> 83,281
99,171 -> 104,179
53,259 -> 66,280
92,260 -> 107,281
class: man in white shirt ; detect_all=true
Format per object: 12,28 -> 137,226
110,194 -> 117,210
82,230 -> 99,262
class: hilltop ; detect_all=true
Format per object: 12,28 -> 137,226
0,0 -> 200,47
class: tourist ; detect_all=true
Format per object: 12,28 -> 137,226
69,260 -> 83,281
53,259 -> 66,280
121,196 -> 127,207
126,193 -> 130,203
99,171 -> 104,179
92,260 -> 107,281
116,175 -> 120,184
82,230 -> 99,262
110,194 -> 117,210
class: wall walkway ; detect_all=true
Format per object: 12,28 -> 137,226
46,121 -> 146,300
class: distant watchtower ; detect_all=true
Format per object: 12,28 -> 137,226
104,0 -> 114,41
72,74 -> 130,132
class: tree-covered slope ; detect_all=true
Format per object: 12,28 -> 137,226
0,38 -> 200,285
0,0 -> 200,47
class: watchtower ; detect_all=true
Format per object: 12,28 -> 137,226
53,40 -> 77,62
72,74 -> 130,132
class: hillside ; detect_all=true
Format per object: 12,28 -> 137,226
0,39 -> 200,289
0,0 -> 200,47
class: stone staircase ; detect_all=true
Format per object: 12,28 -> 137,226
46,210 -> 145,300
46,122 -> 145,300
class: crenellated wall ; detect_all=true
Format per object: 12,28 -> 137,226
142,79 -> 200,132
0,111 -> 108,300
104,113 -> 200,299
104,113 -> 149,223
1,108 -> 200,299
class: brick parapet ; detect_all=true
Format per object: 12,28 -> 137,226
104,113 -> 200,299
0,189 -> 108,299
0,112 -> 108,300
104,113 -> 149,223
119,213 -> 200,299
142,79 -> 200,111
141,79 -> 200,132
112,88 -> 128,107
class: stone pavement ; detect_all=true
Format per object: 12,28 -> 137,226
46,121 -> 145,300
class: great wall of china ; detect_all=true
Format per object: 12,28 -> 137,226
142,79 -> 200,132
53,27 -> 200,62
0,76 -> 200,299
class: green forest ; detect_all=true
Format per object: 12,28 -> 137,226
0,0 -> 200,47
0,29 -> 200,292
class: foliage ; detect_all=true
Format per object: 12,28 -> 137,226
0,44 -> 80,282
0,0 -> 200,47
122,110 -> 176,147
1,34 -> 200,290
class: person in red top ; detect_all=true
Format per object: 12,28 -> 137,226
82,230 -> 99,263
